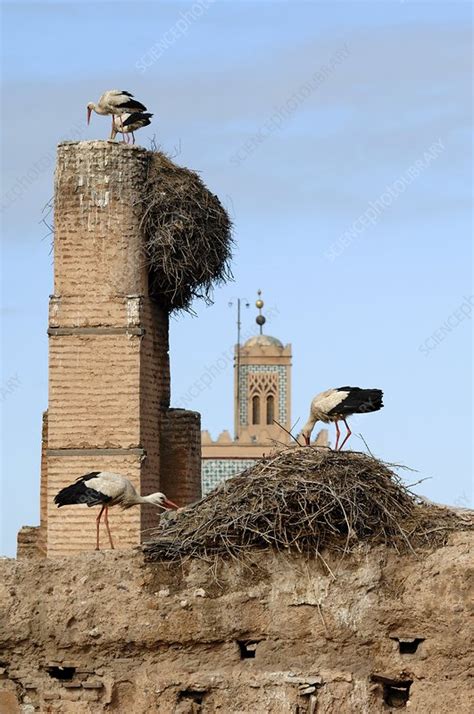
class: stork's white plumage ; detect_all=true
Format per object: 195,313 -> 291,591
54,471 -> 178,550
300,387 -> 384,450
111,112 -> 153,144
87,90 -> 148,139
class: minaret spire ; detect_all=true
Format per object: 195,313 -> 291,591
255,289 -> 266,335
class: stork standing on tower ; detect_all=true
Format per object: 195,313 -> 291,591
86,90 -> 148,140
300,387 -> 384,450
111,112 -> 153,144
54,472 -> 178,550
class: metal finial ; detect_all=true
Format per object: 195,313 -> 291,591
255,289 -> 266,334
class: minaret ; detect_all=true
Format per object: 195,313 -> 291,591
234,291 -> 292,445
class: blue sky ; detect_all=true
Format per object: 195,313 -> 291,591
1,1 -> 472,556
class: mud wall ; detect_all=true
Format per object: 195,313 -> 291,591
0,530 -> 472,713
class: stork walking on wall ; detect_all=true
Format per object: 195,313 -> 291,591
54,472 -> 178,550
86,90 -> 148,140
300,387 -> 384,450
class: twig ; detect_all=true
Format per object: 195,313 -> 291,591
317,602 -> 329,634
273,419 -> 301,446
357,432 -> 375,458
406,477 -> 431,488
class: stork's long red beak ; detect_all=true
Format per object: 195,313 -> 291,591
163,498 -> 178,510
87,107 -> 92,125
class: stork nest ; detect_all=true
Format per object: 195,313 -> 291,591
144,448 -> 472,563
136,151 -> 233,311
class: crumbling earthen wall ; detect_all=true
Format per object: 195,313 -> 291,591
1,531 -> 472,713
41,141 -> 201,558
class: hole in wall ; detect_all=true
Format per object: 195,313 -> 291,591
178,689 -> 205,705
237,640 -> 259,659
397,637 -> 425,654
383,682 -> 412,708
371,674 -> 413,709
47,666 -> 76,680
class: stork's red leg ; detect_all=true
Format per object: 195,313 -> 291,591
95,505 -> 105,550
132,131 -> 136,145
334,421 -> 340,451
338,418 -> 352,450
103,507 -> 115,549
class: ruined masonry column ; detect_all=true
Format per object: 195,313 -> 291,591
45,141 -> 181,556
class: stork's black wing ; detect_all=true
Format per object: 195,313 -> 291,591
77,471 -> 101,482
122,112 -> 153,127
117,98 -> 147,112
327,388 -> 384,416
54,473 -> 111,508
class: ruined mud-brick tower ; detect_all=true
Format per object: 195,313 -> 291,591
38,141 -> 203,557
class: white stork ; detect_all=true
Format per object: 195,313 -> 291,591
54,472 -> 178,550
111,112 -> 153,144
300,387 -> 383,450
86,90 -> 148,139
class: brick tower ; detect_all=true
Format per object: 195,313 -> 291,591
39,141 -> 201,557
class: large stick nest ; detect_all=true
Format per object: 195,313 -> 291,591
136,152 -> 233,311
144,448 -> 472,563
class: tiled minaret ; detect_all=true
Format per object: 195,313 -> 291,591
234,291 -> 292,444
